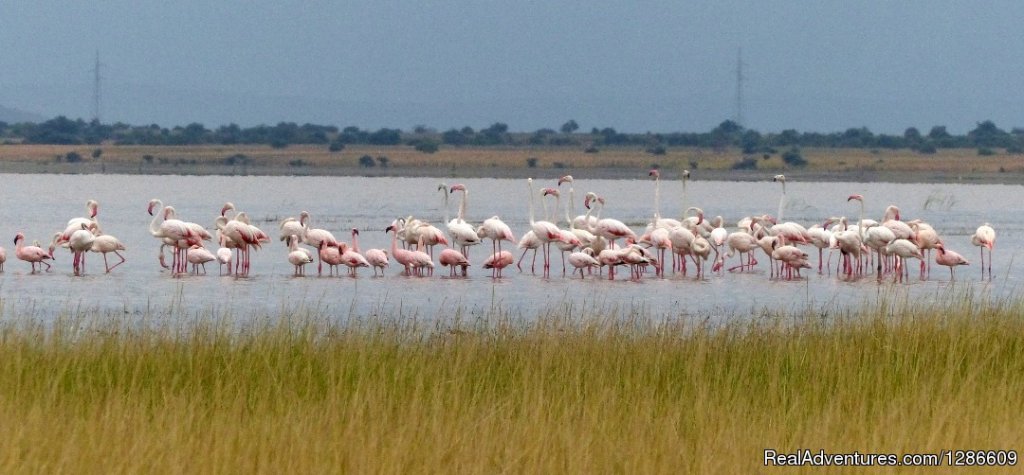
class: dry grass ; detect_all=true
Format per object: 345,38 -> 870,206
2,143 -> 1023,177
0,293 -> 1020,473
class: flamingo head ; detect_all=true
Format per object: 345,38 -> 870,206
648,169 -> 660,179
583,192 -> 598,209
147,199 -> 159,216
823,216 -> 837,228
847,194 -> 864,203
163,206 -> 176,220
438,183 -> 448,193
686,207 -> 705,225
773,174 -> 786,183
542,188 -> 559,197
351,228 -> 359,236
385,225 -> 395,233
681,169 -> 691,179
557,175 -> 574,186
87,200 -> 99,218
449,184 -> 466,193
220,202 -> 235,217
299,211 -> 310,225
13,232 -> 23,245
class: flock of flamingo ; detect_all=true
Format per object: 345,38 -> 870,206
0,172 -> 997,282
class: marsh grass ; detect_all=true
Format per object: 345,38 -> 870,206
0,293 -> 1021,473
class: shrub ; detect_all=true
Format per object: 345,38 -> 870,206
730,157 -> 758,170
552,162 -> 566,169
91,148 -> 103,159
289,159 -> 306,167
142,155 -> 154,163
781,147 -> 808,167
526,158 -> 538,168
64,152 -> 83,163
328,142 -> 345,152
376,156 -> 389,168
584,146 -> 599,154
916,143 -> 937,154
689,160 -> 699,170
223,154 -> 250,165
414,141 -> 439,154
1007,144 -> 1023,154
359,155 -> 376,167
977,147 -> 995,156
646,146 -> 666,155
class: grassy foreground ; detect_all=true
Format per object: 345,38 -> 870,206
0,296 -> 1022,473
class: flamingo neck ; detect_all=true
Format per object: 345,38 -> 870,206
458,190 -> 468,222
149,201 -> 165,236
653,176 -> 661,223
352,231 -> 360,253
527,180 -> 536,225
777,183 -> 786,222
441,189 -> 450,224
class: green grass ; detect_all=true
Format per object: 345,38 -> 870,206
0,294 -> 1020,473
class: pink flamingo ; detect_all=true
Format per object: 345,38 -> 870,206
934,243 -> 969,280
364,248 -> 389,277
515,231 -> 541,273
341,229 -> 371,276
526,178 -> 568,277
886,238 -> 924,282
442,184 -> 482,259
385,223 -> 418,276
476,216 -> 516,265
589,194 -> 636,279
287,235 -> 314,276
971,223 -> 995,279
542,188 -> 581,275
217,246 -> 233,275
90,234 -> 126,273
62,199 -> 101,237
567,248 -> 601,278
317,241 -> 344,276
482,250 -> 514,278
13,232 -> 53,273
148,199 -> 199,274
771,241 -> 811,280
298,211 -> 337,276
439,248 -> 470,277
186,245 -> 216,275
0,245 -> 5,272
68,223 -> 96,276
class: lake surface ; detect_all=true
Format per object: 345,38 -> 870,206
0,174 -> 1019,322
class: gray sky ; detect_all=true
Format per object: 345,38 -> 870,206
2,1 -> 1023,133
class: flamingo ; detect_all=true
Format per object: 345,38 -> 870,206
527,178 -> 568,276
220,203 -> 269,276
909,220 -> 941,276
886,238 -> 924,282
589,194 -> 636,279
297,211 -> 337,276
557,175 -> 598,233
807,218 -> 835,274
287,235 -> 314,276
934,243 -> 969,280
68,223 -> 96,276
771,240 -> 811,280
385,223 -> 418,276
186,245 -> 217,275
90,234 -> 126,273
724,230 -> 759,272
476,216 -> 516,265
567,247 -> 601,278
439,248 -> 470,277
410,235 -> 435,276
217,246 -> 233,275
62,199 -> 101,237
148,199 -> 200,274
648,169 -> 682,229
542,188 -> 581,274
318,241 -> 344,276
0,245 -> 5,272
515,231 -> 541,273
341,228 -> 371,276
482,250 -> 514,278
365,248 -> 389,277
971,223 -> 995,279
441,184 -> 482,259
13,232 -> 53,273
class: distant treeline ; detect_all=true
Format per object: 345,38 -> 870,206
1,116 -> 1023,154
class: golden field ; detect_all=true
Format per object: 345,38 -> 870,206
0,143 -> 1022,180
0,293 -> 1020,473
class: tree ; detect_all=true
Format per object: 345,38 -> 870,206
358,155 -> 376,167
560,120 -> 579,134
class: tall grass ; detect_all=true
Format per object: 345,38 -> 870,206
0,294 -> 1021,473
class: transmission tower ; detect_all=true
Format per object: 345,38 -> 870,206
734,47 -> 745,127
92,50 -> 102,122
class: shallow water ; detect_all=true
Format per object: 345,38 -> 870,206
0,174 -> 1018,321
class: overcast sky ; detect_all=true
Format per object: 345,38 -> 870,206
2,1 -> 1023,133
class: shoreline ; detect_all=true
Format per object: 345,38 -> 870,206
0,161 -> 1018,184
